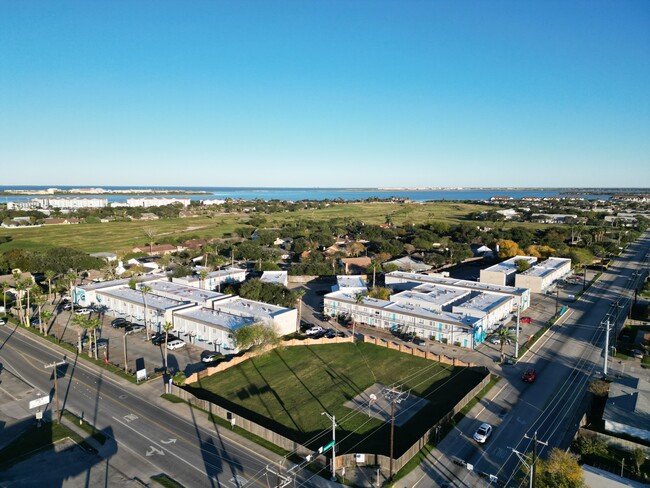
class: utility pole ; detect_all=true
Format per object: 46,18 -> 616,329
44,360 -> 66,424
525,431 -> 548,487
514,306 -> 521,358
555,290 -> 559,316
604,318 -> 610,376
321,412 -> 337,481
385,385 -> 409,480
509,447 -> 532,488
123,331 -> 128,373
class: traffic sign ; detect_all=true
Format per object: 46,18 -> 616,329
322,441 -> 335,453
29,395 -> 50,409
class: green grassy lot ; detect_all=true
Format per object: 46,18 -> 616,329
186,342 -> 485,456
0,201 -> 505,254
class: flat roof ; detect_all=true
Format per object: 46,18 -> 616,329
174,306 -> 254,331
97,287 -> 191,310
78,274 -> 161,291
325,290 -> 479,327
337,275 -> 367,289
482,256 -> 537,274
143,280 -> 227,303
215,296 -> 291,320
206,268 -> 247,279
521,257 -> 571,278
260,271 -> 288,284
454,293 -> 512,313
391,287 -> 468,308
386,271 -> 529,296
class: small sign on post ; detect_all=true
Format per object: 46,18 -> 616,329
29,395 -> 51,410
136,369 -> 148,383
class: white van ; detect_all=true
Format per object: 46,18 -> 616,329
167,339 -> 186,350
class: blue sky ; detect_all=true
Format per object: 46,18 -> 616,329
1,1 -> 649,187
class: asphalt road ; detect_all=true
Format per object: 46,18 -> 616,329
0,322 -> 337,487
399,230 -> 650,488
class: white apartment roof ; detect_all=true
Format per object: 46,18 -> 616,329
483,256 -> 537,275
325,290 -> 480,328
260,271 -> 288,285
98,287 -> 191,311
174,306 -> 254,331
521,257 -> 571,278
391,287 -> 468,308
142,280 -> 227,303
78,274 -> 162,291
387,271 -> 529,296
215,296 -> 291,320
454,293 -> 513,313
206,268 -> 247,279
337,275 -> 367,289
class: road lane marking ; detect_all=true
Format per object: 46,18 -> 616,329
146,445 -> 164,457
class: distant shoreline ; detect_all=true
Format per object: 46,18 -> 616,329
0,189 -> 212,197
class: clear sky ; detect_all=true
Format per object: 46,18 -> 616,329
1,1 -> 649,188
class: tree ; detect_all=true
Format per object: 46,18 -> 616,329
366,260 -> 382,288
72,314 -> 91,354
497,239 -> 524,259
143,227 -> 156,255
23,280 -> 33,327
40,309 -> 54,336
232,323 -> 280,351
1,281 -> 9,316
515,259 -> 531,273
88,317 -> 102,359
199,269 -> 209,289
14,280 -> 26,325
162,321 -> 174,371
31,290 -> 46,334
44,270 -> 56,302
368,287 -> 391,300
65,271 -> 77,313
140,284 -> 153,341
494,327 -> 514,363
634,447 -> 645,475
535,448 -> 584,488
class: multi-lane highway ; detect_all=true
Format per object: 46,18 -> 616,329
0,321 -> 333,487
401,230 -> 650,487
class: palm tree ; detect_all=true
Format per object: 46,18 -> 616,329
14,280 -> 25,325
494,327 -> 515,363
143,227 -> 156,255
162,321 -> 174,371
65,271 -> 77,313
1,282 -> 9,316
72,314 -> 90,354
202,243 -> 216,270
199,269 -> 209,289
32,291 -> 46,334
294,289 -> 305,333
140,284 -> 152,340
44,270 -> 56,302
40,309 -> 54,336
88,317 -> 102,359
23,280 -> 33,327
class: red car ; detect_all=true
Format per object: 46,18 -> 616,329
520,316 -> 533,323
522,369 -> 537,383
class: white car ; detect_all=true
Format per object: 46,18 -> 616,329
0,318 -> 6,326
167,339 -> 186,350
305,326 -> 324,336
75,308 -> 92,315
473,423 -> 493,443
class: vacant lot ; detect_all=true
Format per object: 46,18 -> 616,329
0,201 -> 491,254
186,342 -> 485,456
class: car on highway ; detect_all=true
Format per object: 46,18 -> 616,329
473,423 -> 493,443
520,316 -> 533,323
125,324 -> 145,335
201,351 -> 224,363
111,318 -> 129,328
75,308 -> 92,315
167,339 -> 186,350
522,368 -> 537,383
305,326 -> 324,336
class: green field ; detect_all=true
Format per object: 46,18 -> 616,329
186,342 -> 486,456
0,201 -> 490,254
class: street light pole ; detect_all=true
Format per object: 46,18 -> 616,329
44,360 -> 66,424
604,318 -> 610,376
321,412 -> 337,482
123,331 -> 128,373
514,306 -> 520,358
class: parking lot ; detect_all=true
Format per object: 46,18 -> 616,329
43,300 -> 209,377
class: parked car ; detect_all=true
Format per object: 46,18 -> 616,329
507,326 -> 519,333
125,324 -> 145,335
61,303 -> 72,311
488,336 -> 500,345
75,308 -> 92,315
0,318 -> 6,326
412,337 -> 426,346
201,351 -> 224,363
167,339 -> 186,350
111,318 -> 129,328
324,329 -> 346,339
520,316 -> 533,323
522,369 -> 537,383
152,333 -> 178,346
305,326 -> 324,336
95,338 -> 109,350
473,423 -> 493,443
633,350 -> 645,359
